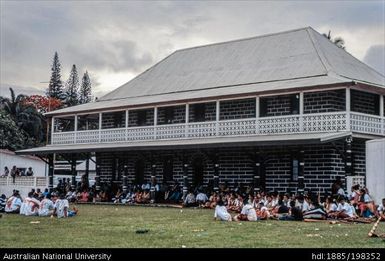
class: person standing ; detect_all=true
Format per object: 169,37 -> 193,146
10,166 -> 17,184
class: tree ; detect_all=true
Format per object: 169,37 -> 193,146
323,30 -> 345,49
0,88 -> 45,148
47,52 -> 65,101
24,95 -> 63,113
65,64 -> 79,107
79,71 -> 92,104
0,110 -> 28,151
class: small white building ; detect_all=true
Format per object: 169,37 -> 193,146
0,149 -> 47,176
366,139 -> 385,204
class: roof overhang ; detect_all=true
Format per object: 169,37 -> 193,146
16,132 -> 352,155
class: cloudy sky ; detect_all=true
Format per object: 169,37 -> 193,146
1,0 -> 384,99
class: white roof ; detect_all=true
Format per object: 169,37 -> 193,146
47,27 -> 385,116
16,132 -> 351,155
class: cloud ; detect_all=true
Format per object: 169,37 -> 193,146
1,1 -> 384,97
363,45 -> 385,75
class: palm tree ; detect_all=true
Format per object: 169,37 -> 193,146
323,30 -> 345,49
0,88 -> 45,146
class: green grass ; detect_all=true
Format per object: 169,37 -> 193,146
1,204 -> 384,248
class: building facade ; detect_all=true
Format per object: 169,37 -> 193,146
18,27 -> 385,197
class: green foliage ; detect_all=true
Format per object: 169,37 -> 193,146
0,110 -> 28,150
47,52 -> 65,101
65,64 -> 79,107
79,71 -> 92,104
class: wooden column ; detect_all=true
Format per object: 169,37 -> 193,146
345,136 -> 353,189
346,88 -> 351,131
48,154 -> 54,192
123,164 -> 128,193
297,149 -> 305,194
95,160 -> 101,192
71,156 -> 77,190
183,163 -> 189,199
150,163 -> 156,202
253,152 -> 261,193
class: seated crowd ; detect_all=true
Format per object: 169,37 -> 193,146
0,189 -> 78,218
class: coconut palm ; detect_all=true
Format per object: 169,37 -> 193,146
323,30 -> 345,49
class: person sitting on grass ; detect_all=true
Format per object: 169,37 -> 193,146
376,198 -> 385,221
336,196 -> 356,219
296,195 -> 310,213
234,197 -> 258,221
38,194 -> 54,217
196,190 -> 208,207
183,190 -> 196,208
205,192 -> 218,209
274,199 -> 290,220
214,199 -> 232,221
357,188 -> 375,217
281,200 -> 303,221
24,191 -> 40,216
5,191 -> 22,214
53,194 -> 78,218
256,202 -> 270,220
78,189 -> 89,203
168,182 -> 181,203
0,194 -> 6,212
303,197 -> 327,220
141,189 -> 151,204
325,196 -> 338,219
231,194 -> 244,213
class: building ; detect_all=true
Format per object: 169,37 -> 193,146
17,27 -> 385,198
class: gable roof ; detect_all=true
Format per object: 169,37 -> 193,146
47,27 -> 385,116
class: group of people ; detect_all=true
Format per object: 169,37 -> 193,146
211,188 -> 385,222
0,189 -> 78,218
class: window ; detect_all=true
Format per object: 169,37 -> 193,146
102,111 -> 125,129
77,114 -> 99,130
54,116 -> 75,132
137,110 -> 148,126
259,98 -> 267,117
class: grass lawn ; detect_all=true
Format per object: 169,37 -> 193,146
1,204 -> 384,248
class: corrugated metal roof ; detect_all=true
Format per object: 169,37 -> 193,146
16,132 -> 351,155
46,27 -> 385,116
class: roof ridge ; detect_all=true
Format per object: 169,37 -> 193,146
305,27 -> 333,75
175,26 -> 313,53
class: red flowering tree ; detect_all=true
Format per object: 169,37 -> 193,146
24,95 -> 63,113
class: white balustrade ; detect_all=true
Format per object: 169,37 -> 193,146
303,112 -> 347,132
259,115 -> 300,134
0,176 -> 48,187
350,112 -> 383,135
51,112 -> 385,145
218,118 -> 256,136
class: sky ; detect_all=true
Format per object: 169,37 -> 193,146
1,0 -> 384,99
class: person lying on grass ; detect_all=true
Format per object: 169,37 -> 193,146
214,199 -> 232,221
52,193 -> 78,218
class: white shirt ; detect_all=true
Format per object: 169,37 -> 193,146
55,199 -> 69,218
363,194 -> 372,203
214,205 -> 232,221
39,198 -> 54,216
301,201 -> 310,212
241,204 -> 258,221
337,202 -> 354,217
328,203 -> 338,212
377,204 -> 384,213
25,197 -> 40,216
19,197 -> 30,215
337,188 -> 346,196
196,193 -> 208,202
5,196 -> 22,212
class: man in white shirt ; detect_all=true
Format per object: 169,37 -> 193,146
235,203 -> 258,221
38,194 -> 55,217
196,191 -> 208,206
336,197 -> 355,218
24,192 -> 40,216
214,199 -> 232,221
5,192 -> 22,214
53,194 -> 78,218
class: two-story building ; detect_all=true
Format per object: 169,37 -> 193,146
18,27 -> 385,197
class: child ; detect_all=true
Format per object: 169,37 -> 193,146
214,199 -> 232,221
336,197 -> 355,219
234,199 -> 258,221
24,192 -> 40,216
53,194 -> 78,218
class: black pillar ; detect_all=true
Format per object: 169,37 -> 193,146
150,164 -> 156,202
297,149 -> 305,194
253,152 -> 261,194
123,164 -> 128,194
345,136 -> 353,190
95,161 -> 101,192
183,163 -> 189,199
71,156 -> 77,190
48,154 -> 54,192
85,154 -> 90,185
